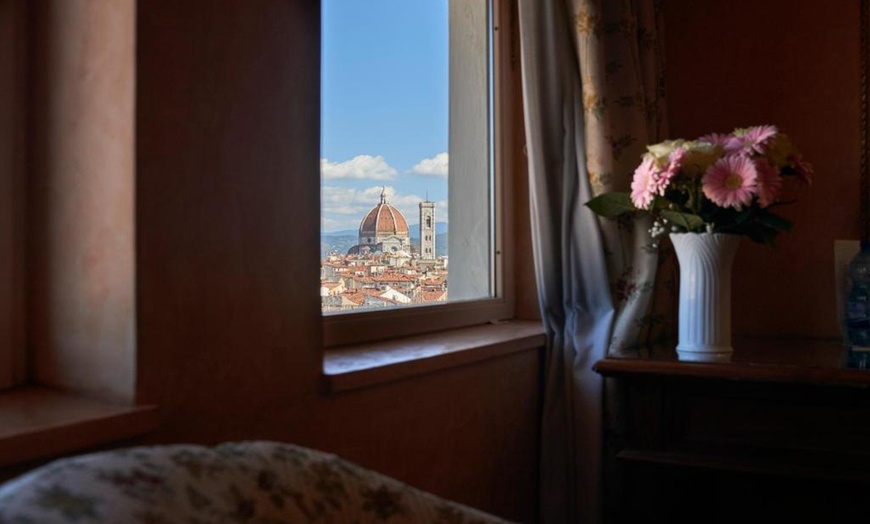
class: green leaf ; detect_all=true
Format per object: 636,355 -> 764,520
742,222 -> 779,246
733,207 -> 753,224
767,199 -> 796,208
663,187 -> 689,208
757,210 -> 793,232
585,192 -> 635,218
660,210 -> 705,231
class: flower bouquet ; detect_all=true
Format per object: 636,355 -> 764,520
586,125 -> 812,358
585,125 -> 813,245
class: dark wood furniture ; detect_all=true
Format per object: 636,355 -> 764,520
594,338 -> 870,522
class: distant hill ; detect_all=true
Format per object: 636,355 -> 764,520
321,222 -> 448,237
320,235 -> 357,258
408,222 -> 448,235
321,228 -> 357,237
430,233 -> 448,258
321,222 -> 448,258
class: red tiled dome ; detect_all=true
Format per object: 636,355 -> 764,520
359,193 -> 409,237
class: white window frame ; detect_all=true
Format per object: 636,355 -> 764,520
322,0 -> 517,347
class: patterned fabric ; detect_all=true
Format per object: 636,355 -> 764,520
0,441 -> 514,524
567,0 -> 674,355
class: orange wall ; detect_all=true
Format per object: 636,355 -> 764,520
133,2 -> 538,522
664,0 -> 861,338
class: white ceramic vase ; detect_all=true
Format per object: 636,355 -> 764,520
670,233 -> 741,361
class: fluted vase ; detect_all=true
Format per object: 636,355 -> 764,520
670,233 -> 741,361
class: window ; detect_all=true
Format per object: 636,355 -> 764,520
321,0 -> 515,346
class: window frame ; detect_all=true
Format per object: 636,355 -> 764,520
321,0 -> 517,348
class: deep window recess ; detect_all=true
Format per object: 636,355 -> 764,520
320,0 -> 514,346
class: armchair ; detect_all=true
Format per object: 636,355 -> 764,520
0,441 -> 514,523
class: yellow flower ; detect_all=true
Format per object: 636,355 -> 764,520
766,133 -> 794,168
646,139 -> 684,167
681,141 -> 721,178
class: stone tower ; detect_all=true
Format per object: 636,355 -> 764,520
419,200 -> 435,260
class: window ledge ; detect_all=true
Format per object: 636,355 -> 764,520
0,387 -> 158,468
323,319 -> 545,393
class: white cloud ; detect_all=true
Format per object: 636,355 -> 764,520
322,186 -> 403,231
321,185 -> 448,232
411,152 -> 449,177
321,155 -> 397,180
322,186 -> 386,217
320,216 -> 350,232
434,200 -> 449,224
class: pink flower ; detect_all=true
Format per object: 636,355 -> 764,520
790,154 -> 814,185
736,125 -> 778,155
631,156 -> 658,209
652,147 -> 684,195
702,155 -> 758,209
754,159 -> 782,207
698,132 -> 742,155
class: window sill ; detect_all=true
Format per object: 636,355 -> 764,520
323,319 -> 546,393
0,387 -> 158,468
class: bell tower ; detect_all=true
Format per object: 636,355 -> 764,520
419,200 -> 436,260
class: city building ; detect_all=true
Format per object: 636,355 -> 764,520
419,199 -> 436,260
323,191 -> 446,312
347,188 -> 411,256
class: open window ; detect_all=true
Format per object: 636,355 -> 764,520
320,0 -> 515,346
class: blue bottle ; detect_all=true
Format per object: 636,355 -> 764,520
847,240 -> 870,367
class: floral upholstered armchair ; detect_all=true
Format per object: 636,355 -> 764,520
0,441 -> 514,524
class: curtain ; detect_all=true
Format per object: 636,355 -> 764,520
571,0 -> 670,356
518,1 -> 667,523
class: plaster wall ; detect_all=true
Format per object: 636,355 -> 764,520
29,0 -> 136,399
664,0 -> 860,338
9,2 -> 539,520
134,2 -> 539,521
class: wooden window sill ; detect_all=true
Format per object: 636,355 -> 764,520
323,319 -> 546,393
0,387 -> 158,468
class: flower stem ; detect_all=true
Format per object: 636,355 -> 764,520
691,177 -> 701,216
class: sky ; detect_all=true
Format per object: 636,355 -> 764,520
321,0 -> 449,233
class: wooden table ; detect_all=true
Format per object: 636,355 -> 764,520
594,337 -> 870,522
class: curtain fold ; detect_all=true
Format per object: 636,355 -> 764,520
569,0 -> 670,356
518,1 -> 668,523
518,2 -> 613,523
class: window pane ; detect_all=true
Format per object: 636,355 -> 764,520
321,0 -> 493,314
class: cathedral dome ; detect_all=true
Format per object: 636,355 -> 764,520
349,188 -> 412,256
359,190 -> 409,238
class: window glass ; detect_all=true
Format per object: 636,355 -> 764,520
321,0 -> 493,314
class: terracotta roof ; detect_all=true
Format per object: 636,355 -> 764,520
420,290 -> 447,302
374,274 -> 413,283
340,292 -> 366,305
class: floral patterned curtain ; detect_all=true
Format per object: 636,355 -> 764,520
518,1 -> 669,523
570,0 -> 672,355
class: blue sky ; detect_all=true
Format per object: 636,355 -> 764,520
321,0 -> 449,232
